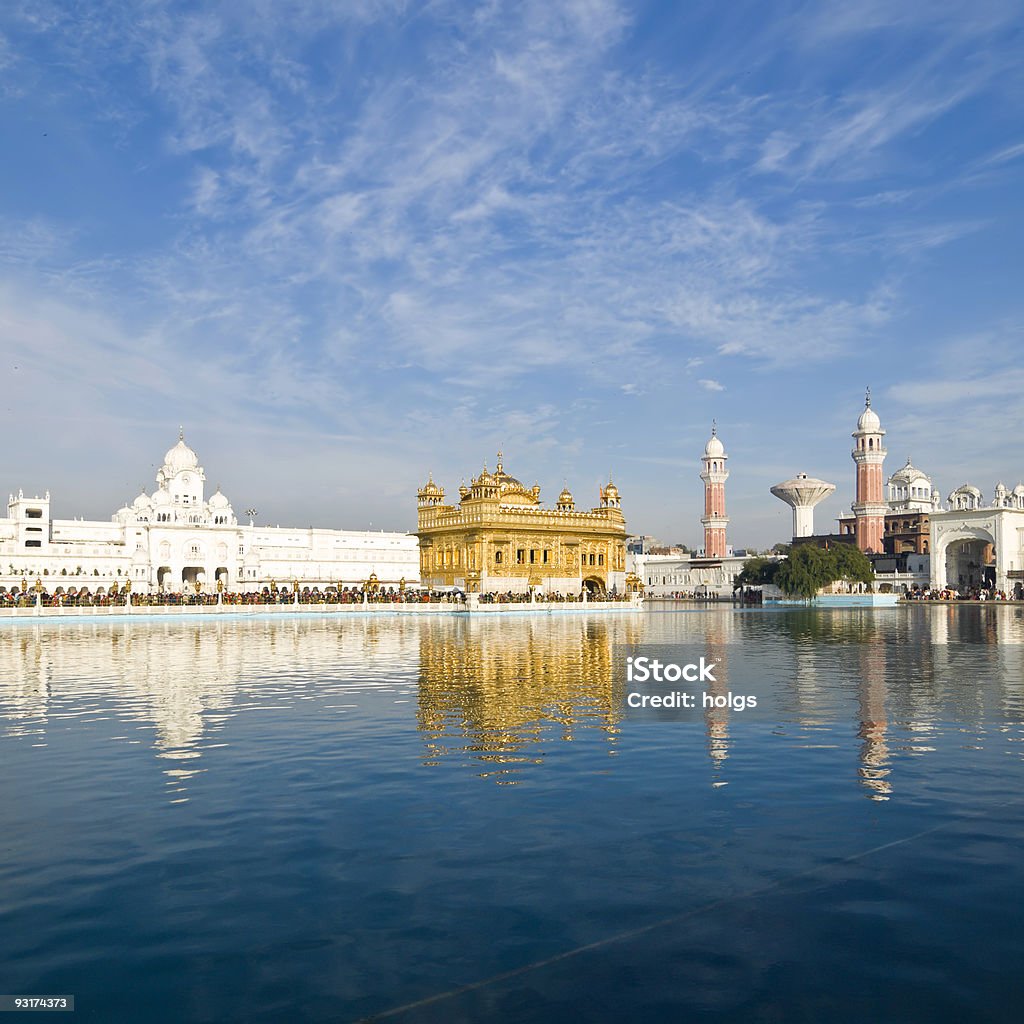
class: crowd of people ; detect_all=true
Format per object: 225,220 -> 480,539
1,585 -> 448,607
903,585 -> 1023,602
0,584 -> 636,608
476,590 -> 631,603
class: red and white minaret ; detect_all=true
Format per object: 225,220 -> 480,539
700,422 -> 729,558
851,388 -> 887,554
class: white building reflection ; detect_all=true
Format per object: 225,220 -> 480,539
0,618 -> 422,796
2,607 -> 1022,798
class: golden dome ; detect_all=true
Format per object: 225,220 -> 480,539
492,454 -> 538,505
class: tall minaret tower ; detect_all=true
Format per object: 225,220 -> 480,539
851,388 -> 887,554
700,422 -> 729,558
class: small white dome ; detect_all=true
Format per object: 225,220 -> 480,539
209,490 -> 230,510
704,433 -> 725,457
1014,483 -> 1024,497
132,491 -> 152,510
152,488 -> 172,506
888,458 -> 929,487
857,405 -> 881,432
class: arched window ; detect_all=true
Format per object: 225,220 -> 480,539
495,550 -> 503,564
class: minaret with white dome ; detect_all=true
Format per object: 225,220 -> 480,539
700,422 -> 729,558
851,388 -> 887,554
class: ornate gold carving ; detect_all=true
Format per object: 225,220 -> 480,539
416,454 -> 627,591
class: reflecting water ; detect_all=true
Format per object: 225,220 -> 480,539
2,605 -> 1023,1022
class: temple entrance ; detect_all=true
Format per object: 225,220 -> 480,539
944,538 -> 995,589
157,566 -> 172,590
582,576 -> 605,596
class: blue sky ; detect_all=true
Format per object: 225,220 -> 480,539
1,0 -> 1022,547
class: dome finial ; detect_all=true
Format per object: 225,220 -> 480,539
865,386 -> 871,408
711,418 -> 717,436
179,424 -> 184,441
496,448 -> 503,473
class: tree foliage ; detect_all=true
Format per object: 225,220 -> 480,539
774,543 -> 874,599
736,556 -> 779,586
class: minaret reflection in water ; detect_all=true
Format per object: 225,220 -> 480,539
702,611 -> 733,785
3,608 -> 1024,799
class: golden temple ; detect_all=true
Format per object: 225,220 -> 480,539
416,452 -> 627,595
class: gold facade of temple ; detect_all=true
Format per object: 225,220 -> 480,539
416,453 -> 628,595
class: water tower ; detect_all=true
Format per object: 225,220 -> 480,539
771,473 -> 836,539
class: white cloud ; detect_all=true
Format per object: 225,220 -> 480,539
1,0 -> 1021,546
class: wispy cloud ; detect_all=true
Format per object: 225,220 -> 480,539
0,0 -> 1020,545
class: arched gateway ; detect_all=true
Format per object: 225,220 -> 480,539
932,526 -> 997,590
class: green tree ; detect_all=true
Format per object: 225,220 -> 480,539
736,556 -> 779,586
775,545 -> 831,599
829,543 -> 874,586
775,544 -> 874,599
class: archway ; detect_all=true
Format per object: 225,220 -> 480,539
935,527 -> 996,590
182,566 -> 206,588
946,540 -> 993,589
582,576 -> 605,596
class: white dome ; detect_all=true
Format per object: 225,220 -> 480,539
153,488 -> 172,506
163,436 -> 199,474
132,491 -> 152,510
857,405 -> 881,432
888,458 -> 929,487
209,490 -> 230,510
1014,484 -> 1024,497
704,433 -> 725,457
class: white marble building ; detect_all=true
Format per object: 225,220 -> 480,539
929,483 -> 1024,593
886,458 -> 942,513
630,550 -> 750,598
1,433 -> 420,594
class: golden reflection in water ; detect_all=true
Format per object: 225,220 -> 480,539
2,608 -> 1023,797
416,616 -> 645,783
